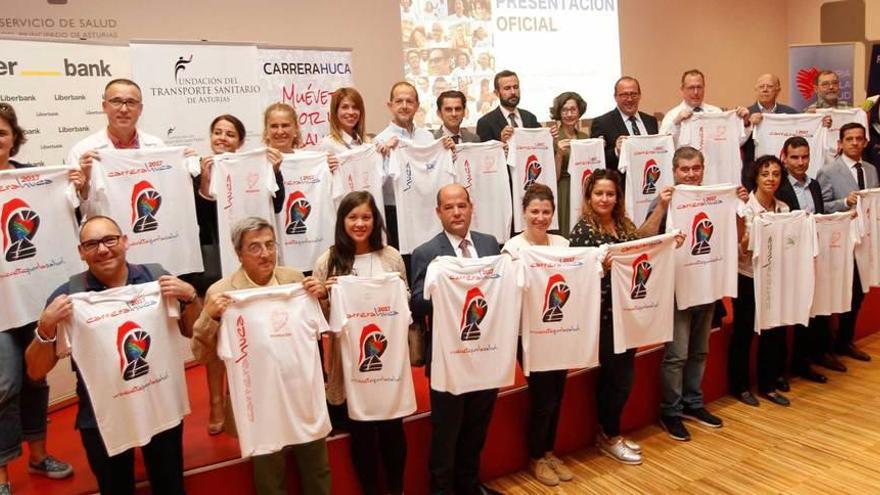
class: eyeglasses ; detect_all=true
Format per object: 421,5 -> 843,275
615,92 -> 640,99
80,235 -> 122,252
244,241 -> 277,255
818,81 -> 840,88
105,98 -> 141,109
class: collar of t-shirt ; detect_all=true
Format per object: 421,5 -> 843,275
242,270 -> 280,287
106,128 -> 141,149
499,106 -> 521,128
747,191 -> 788,214
617,108 -> 645,134
756,101 -> 778,113
77,263 -> 157,293
379,121 -> 433,145
444,230 -> 476,258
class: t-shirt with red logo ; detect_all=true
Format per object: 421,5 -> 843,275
667,184 -> 740,309
453,141 -> 512,243
389,139 -> 455,255
217,283 -> 332,457
275,151 -> 334,272
423,254 -> 523,394
618,134 -> 675,225
816,108 -> 869,162
517,246 -> 603,374
208,149 -> 279,276
328,273 -> 416,421
753,114 -> 828,177
332,145 -> 386,221
812,212 -> 860,316
605,232 -> 677,353
56,281 -> 189,456
855,188 -> 880,293
507,128 -> 559,232
0,166 -> 81,330
89,147 -> 204,276
678,111 -> 748,186
567,139 -> 606,226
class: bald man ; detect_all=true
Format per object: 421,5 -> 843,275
741,73 -> 800,187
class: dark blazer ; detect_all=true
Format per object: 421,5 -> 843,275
741,102 -> 800,187
410,230 -> 501,375
775,176 -> 825,214
432,127 -> 480,143
475,106 -> 540,142
588,108 -> 658,171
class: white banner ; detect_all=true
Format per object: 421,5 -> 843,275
130,42 -> 263,155
0,38 -> 130,166
257,47 -> 354,148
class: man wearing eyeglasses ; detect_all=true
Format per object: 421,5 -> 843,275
804,70 -> 849,112
589,76 -> 659,171
66,78 -> 164,200
659,69 -> 751,144
24,215 -> 202,495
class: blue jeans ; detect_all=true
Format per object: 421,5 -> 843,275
0,323 -> 49,466
660,302 -> 714,417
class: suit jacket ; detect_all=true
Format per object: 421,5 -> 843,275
432,127 -> 480,143
410,230 -> 501,376
588,108 -> 659,171
475,106 -> 540,142
775,176 -> 825,214
741,102 -> 800,187
817,156 -> 880,212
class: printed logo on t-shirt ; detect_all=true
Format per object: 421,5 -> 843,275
284,191 -> 311,235
642,159 -> 660,195
358,323 -> 388,372
460,287 -> 487,341
116,321 -> 151,381
403,162 -> 414,192
1,197 -> 39,262
270,309 -> 291,337
524,154 -> 542,190
245,172 -> 260,193
542,273 -> 570,322
690,211 -> 713,256
581,168 -> 593,192
630,253 -> 652,300
131,180 -> 161,233
462,159 -> 473,189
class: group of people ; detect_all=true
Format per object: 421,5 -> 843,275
0,63 -> 877,495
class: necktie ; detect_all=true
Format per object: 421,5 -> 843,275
507,113 -> 518,128
452,134 -> 461,144
628,116 -> 641,136
855,162 -> 866,190
459,238 -> 472,258
693,106 -> 703,113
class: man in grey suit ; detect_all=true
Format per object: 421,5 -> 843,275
410,183 -> 503,495
432,90 -> 480,144
817,122 -> 878,361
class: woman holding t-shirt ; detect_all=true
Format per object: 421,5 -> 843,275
319,87 -> 369,155
567,169 -> 672,466
313,191 -> 408,495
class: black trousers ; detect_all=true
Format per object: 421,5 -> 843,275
525,369 -> 567,459
596,322 -> 635,438
792,316 -> 832,374
429,388 -> 498,495
729,274 -> 756,395
80,423 -> 185,495
836,268 -> 865,351
757,327 -> 787,394
348,418 -> 407,495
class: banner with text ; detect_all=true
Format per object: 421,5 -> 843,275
258,47 -> 353,148
0,38 -> 130,166
788,43 -> 855,111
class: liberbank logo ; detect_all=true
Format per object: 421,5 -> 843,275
0,58 -> 112,77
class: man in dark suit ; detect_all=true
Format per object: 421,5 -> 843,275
475,70 -> 542,143
776,137 -> 846,382
588,76 -> 659,171
817,123 -> 880,362
432,90 -> 480,144
741,74 -> 799,187
410,184 -> 503,495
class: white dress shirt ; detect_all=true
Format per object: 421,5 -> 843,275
444,230 -> 476,258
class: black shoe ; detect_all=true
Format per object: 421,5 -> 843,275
775,377 -> 790,392
682,407 -> 723,428
838,344 -> 871,362
659,415 -> 691,441
736,391 -> 760,407
817,354 -> 847,372
478,483 -> 504,495
761,391 -> 791,407
797,368 -> 828,383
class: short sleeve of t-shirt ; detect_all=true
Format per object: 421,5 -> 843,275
423,260 -> 439,301
307,298 -> 332,338
328,290 -> 348,332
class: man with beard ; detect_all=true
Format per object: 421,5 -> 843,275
475,70 -> 545,143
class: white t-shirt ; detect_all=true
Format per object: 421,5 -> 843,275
605,232 -> 677,354
90,147 -> 203,276
507,128 -> 559,232
619,134 -> 675,225
454,141 -> 512,243
567,138 -> 606,226
816,108 -> 869,162
57,282 -> 189,456
275,151 -> 334,272
328,273 -> 417,421
66,128 -> 165,167
332,145 -> 386,221
855,188 -> 880,293
208,149 -> 279,276
389,139 -> 455,254
812,212 -> 860,316
0,166 -> 82,330
753,114 -> 828,177
501,233 -> 569,259
750,210 -> 818,332
424,254 -> 523,394
217,283 -> 332,457
667,184 -> 740,309
678,111 -> 747,186
518,246 -> 603,374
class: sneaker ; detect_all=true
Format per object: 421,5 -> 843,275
545,453 -> 574,481
530,458 -> 559,486
0,482 -> 11,495
659,415 -> 691,441
28,456 -> 73,479
596,435 -> 643,465
623,438 -> 642,454
682,407 -> 723,428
